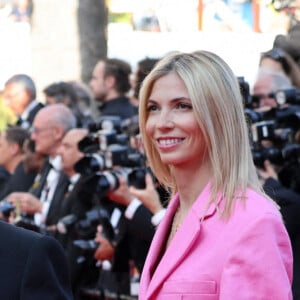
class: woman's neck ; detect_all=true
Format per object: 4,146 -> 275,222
173,160 -> 213,215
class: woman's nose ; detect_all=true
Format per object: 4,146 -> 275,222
156,109 -> 174,129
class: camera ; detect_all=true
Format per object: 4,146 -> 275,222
78,128 -> 130,153
274,88 -> 300,106
73,239 -> 99,257
69,114 -> 149,263
250,117 -> 299,168
74,152 -> 111,176
89,115 -> 140,136
238,76 -> 252,108
75,114 -> 147,198
79,115 -> 139,153
242,82 -> 300,191
71,207 -> 116,263
82,167 -> 147,199
57,214 -> 78,235
0,200 -> 15,219
75,144 -> 146,177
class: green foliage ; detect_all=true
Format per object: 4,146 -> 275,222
109,12 -> 132,24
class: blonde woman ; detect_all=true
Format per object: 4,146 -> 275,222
138,51 -> 293,299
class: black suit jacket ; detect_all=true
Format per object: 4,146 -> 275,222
27,102 -> 45,125
96,204 -> 154,297
17,101 -> 45,129
0,166 -> 10,198
264,177 -> 300,300
0,162 -> 36,200
29,158 -> 52,198
45,171 -> 70,226
0,220 -> 73,299
110,204 -> 154,274
98,96 -> 137,120
26,162 -> 70,229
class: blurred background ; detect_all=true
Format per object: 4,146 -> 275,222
0,0 -> 299,96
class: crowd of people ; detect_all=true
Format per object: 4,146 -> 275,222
0,23 -> 299,300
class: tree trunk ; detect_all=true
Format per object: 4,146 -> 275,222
78,0 -> 108,84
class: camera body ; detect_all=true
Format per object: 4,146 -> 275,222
66,115 -> 148,262
242,83 -> 300,192
75,115 -> 147,198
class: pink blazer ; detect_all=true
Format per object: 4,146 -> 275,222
139,182 -> 293,300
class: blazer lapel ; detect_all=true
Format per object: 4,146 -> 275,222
145,181 -> 221,299
29,159 -> 52,198
45,172 -> 70,226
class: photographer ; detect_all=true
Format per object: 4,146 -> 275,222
64,114 -> 166,299
53,127 -> 103,299
258,159 -> 300,300
92,169 -> 166,300
252,67 -> 293,109
249,71 -> 300,299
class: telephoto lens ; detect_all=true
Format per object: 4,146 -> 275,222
74,153 -> 108,175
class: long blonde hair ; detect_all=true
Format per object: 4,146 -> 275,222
139,50 -> 264,217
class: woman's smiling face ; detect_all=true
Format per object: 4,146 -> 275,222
146,72 -> 207,169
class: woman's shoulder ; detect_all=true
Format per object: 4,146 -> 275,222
232,188 -> 282,221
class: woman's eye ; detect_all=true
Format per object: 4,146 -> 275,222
176,103 -> 192,109
147,104 -> 158,112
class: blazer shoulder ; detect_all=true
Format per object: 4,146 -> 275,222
229,188 -> 282,226
0,220 -> 40,239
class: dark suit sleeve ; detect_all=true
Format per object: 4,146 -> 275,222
263,177 -> 300,239
128,204 -> 155,243
21,234 -> 74,300
264,177 -> 300,206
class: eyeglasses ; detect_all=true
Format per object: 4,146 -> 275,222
29,126 -> 54,135
251,93 -> 275,103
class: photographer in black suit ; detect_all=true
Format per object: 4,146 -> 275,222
0,220 -> 73,299
90,170 -> 165,299
251,69 -> 300,299
54,128 -> 98,297
258,159 -> 300,300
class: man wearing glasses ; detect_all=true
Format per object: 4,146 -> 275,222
7,103 -> 76,230
252,67 -> 293,109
